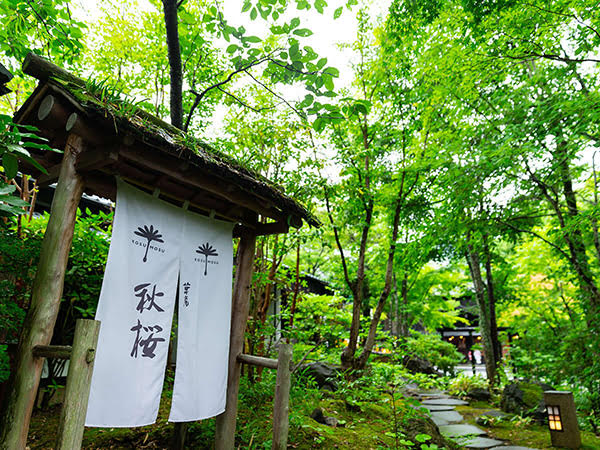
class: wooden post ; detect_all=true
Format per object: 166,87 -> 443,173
0,134 -> 85,449
272,343 -> 292,450
171,422 -> 188,450
56,319 -> 101,450
215,232 -> 256,450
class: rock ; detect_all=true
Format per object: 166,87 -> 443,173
430,410 -> 464,424
310,407 -> 340,427
467,387 -> 491,402
324,416 -> 339,427
422,404 -> 455,411
501,380 -> 553,422
310,407 -> 326,424
402,416 -> 462,448
298,362 -> 340,391
402,355 -> 441,375
439,423 -> 486,438
457,436 -> 505,448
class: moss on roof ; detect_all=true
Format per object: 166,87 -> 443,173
23,57 -> 319,227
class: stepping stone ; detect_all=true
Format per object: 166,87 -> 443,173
418,393 -> 449,399
430,410 -> 463,423
422,398 -> 468,406
422,404 -> 455,411
439,423 -> 486,438
431,416 -> 450,426
457,436 -> 504,448
490,447 -> 539,450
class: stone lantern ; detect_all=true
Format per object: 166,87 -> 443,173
543,391 -> 581,448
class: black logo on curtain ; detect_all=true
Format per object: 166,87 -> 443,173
195,242 -> 218,275
132,225 -> 165,262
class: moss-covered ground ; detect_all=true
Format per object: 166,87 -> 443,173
456,400 -> 600,449
27,365 -> 459,449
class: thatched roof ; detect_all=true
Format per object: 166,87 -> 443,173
15,53 -> 319,232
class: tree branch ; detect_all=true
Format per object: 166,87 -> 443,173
184,55 -> 272,131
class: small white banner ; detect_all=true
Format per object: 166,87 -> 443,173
169,211 -> 234,421
86,180 -> 183,427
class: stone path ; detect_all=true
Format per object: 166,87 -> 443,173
414,390 -> 538,449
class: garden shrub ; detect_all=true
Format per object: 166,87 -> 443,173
401,332 -> 464,376
448,373 -> 488,398
0,210 -> 111,397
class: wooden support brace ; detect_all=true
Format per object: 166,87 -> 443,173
215,232 -> 257,450
32,345 -> 72,360
237,354 -> 278,370
56,319 -> 101,450
38,150 -> 118,187
272,343 -> 293,450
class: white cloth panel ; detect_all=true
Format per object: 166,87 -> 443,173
86,180 -> 183,427
169,211 -> 234,422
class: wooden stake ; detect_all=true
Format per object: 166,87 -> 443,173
56,319 -> 101,450
272,343 -> 292,450
215,232 -> 256,450
0,134 -> 85,449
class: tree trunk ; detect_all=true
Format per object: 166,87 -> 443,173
340,203 -> 372,369
162,0 -> 183,129
482,234 -> 501,368
465,233 -> 496,385
356,188 -> 404,369
0,134 -> 85,448
399,272 -> 409,337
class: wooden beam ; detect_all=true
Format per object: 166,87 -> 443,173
77,150 -> 119,172
118,175 -> 246,225
118,147 -> 285,223
83,172 -> 117,201
37,150 -> 118,186
215,232 -> 257,450
233,221 -> 289,238
32,345 -> 72,359
36,94 -> 70,130
237,354 -> 278,370
56,319 -> 101,450
0,134 -> 85,449
272,343 -> 293,450
65,113 -> 114,146
36,164 -> 62,187
23,53 -> 85,88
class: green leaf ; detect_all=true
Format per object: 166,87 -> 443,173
226,44 -> 239,54
415,433 -> 431,443
324,66 -> 339,77
0,202 -> 26,215
334,7 -> 342,19
244,36 -> 262,43
1,195 -> 28,207
289,43 -> 300,59
250,7 -> 258,20
313,116 -> 325,132
290,17 -> 300,29
0,184 -> 16,195
293,28 -> 313,37
3,153 -> 18,179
